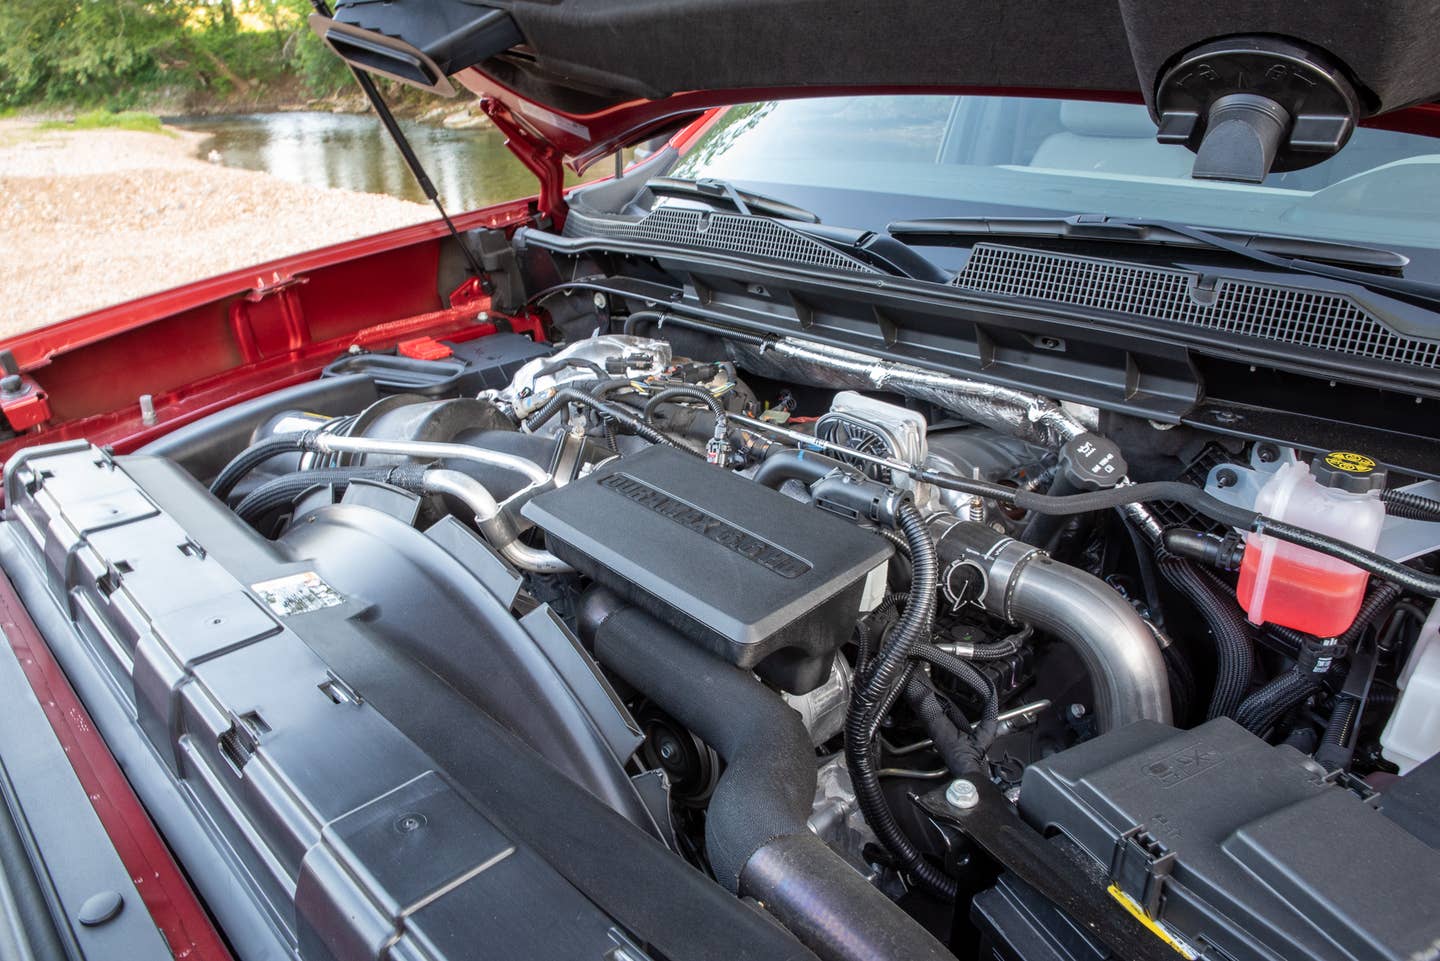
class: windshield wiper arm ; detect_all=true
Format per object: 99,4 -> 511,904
889,213 -> 1440,310
647,176 -> 821,223
887,215 -> 1409,271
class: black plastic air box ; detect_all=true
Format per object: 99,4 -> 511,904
522,445 -> 891,693
1018,718 -> 1440,961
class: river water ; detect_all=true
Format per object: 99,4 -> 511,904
170,111 -> 600,211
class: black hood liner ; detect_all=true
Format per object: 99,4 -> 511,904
328,0 -> 1440,119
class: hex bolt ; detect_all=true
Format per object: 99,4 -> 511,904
945,778 -> 979,810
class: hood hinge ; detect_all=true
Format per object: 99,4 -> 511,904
481,97 -> 567,230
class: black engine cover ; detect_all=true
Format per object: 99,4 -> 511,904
523,446 -> 891,693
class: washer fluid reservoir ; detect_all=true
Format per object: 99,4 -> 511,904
1236,452 -> 1386,637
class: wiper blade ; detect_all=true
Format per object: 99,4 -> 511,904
647,176 -> 820,223
887,215 -> 1409,271
890,213 -> 1440,311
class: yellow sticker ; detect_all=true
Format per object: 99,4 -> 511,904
1324,451 -> 1376,474
1106,884 -> 1198,959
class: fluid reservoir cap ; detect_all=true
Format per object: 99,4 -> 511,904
1311,450 -> 1387,494
1059,433 -> 1127,490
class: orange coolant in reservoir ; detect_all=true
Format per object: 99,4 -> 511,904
1236,538 -> 1370,638
1235,452 -> 1387,638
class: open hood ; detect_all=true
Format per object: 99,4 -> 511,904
314,0 -> 1440,214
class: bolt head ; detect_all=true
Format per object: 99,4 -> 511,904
592,292 -> 607,310
1068,703 -> 1088,720
945,778 -> 980,810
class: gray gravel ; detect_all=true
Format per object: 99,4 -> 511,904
0,120 -> 434,338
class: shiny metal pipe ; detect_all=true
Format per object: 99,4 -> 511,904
310,434 -> 552,486
420,469 -> 573,574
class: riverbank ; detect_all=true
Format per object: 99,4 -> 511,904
0,118 -> 434,337
5,84 -> 493,129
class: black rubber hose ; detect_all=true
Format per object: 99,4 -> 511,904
209,432 -> 315,500
530,356 -> 608,381
620,309 -> 667,337
1381,488 -> 1440,522
643,385 -> 726,424
915,469 -> 1259,527
753,449 -> 842,490
1156,555 -> 1254,720
591,606 -> 811,890
1322,695 -> 1359,747
1249,517 -> 1440,599
588,604 -> 951,961
842,504 -> 956,900
1235,670 -> 1320,736
740,835 -> 953,961
523,387 -> 707,457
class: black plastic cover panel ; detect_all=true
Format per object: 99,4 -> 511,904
0,441 -> 672,961
523,445 -> 890,688
1020,718 -> 1440,961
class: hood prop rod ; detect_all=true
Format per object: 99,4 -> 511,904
310,0 -> 489,287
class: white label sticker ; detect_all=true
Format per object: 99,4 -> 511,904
252,572 -> 343,617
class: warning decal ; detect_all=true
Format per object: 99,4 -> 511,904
252,571 -> 344,617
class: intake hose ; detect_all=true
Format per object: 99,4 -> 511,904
1155,555 -> 1253,720
583,600 -> 952,961
933,519 -> 1172,729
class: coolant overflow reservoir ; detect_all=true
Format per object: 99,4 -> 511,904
1236,452 -> 1386,637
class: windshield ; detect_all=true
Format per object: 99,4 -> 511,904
668,96 -> 1440,272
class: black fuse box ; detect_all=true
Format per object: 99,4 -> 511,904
522,445 -> 891,693
1017,718 -> 1440,961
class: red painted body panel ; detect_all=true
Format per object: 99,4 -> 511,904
0,198 -> 539,463
0,568 -> 234,961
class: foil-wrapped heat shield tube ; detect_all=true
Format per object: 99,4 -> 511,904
727,338 -> 1163,539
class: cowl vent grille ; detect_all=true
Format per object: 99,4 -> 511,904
953,243 -> 1440,370
564,207 -> 880,274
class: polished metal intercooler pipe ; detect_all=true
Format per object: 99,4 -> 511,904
728,337 -> 1163,539
931,516 -> 1172,729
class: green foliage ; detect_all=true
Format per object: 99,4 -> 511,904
0,0 -> 355,108
40,109 -> 173,134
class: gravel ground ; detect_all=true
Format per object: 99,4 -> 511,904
0,120 -> 434,337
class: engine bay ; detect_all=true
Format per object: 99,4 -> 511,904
5,312 -> 1440,961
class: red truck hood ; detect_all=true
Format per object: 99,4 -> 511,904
314,0 -> 1440,173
